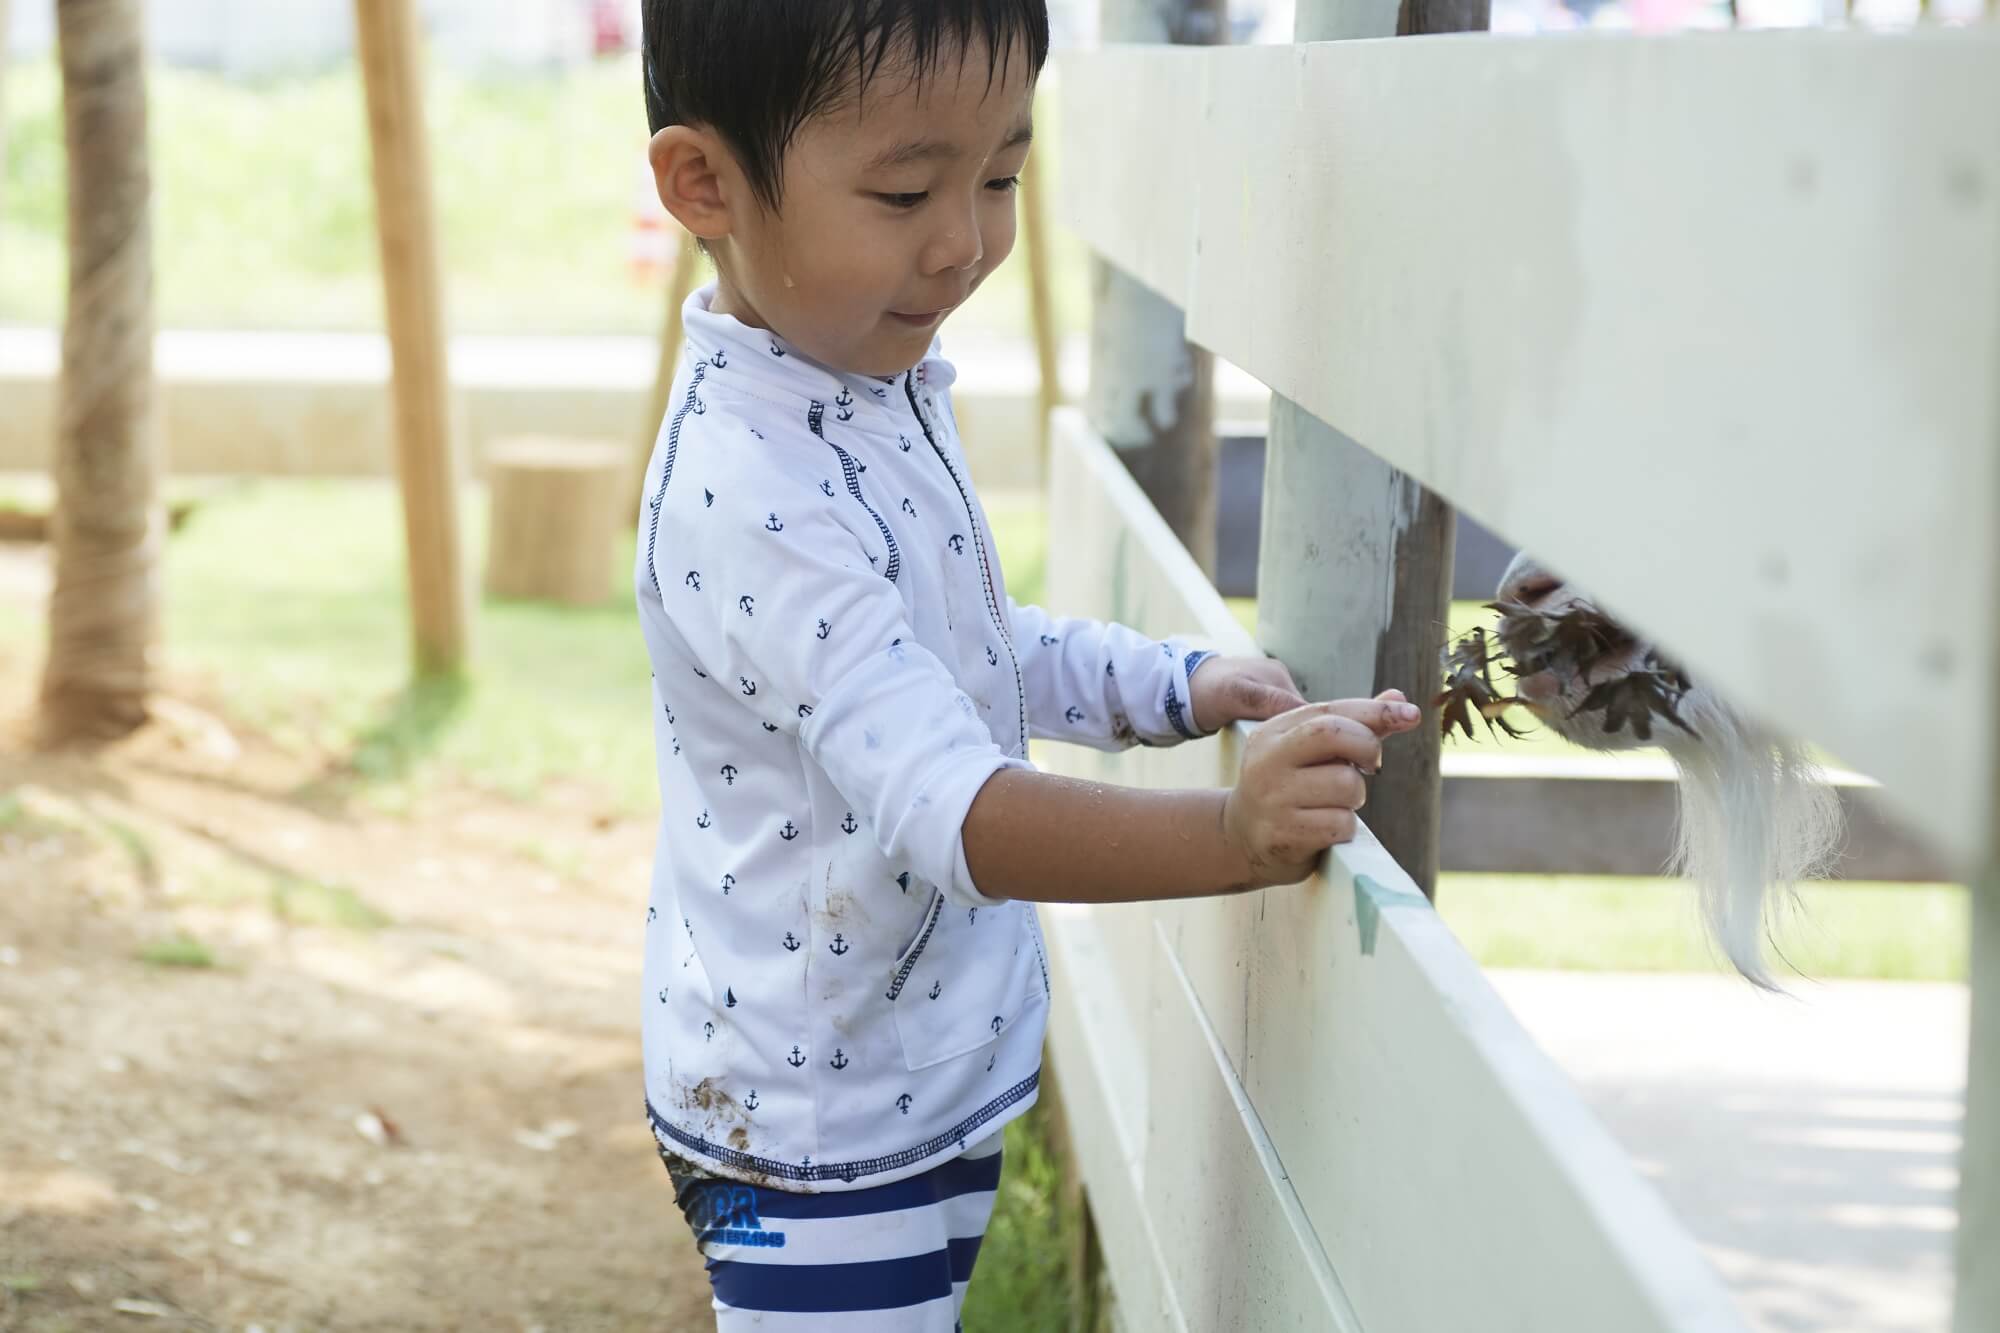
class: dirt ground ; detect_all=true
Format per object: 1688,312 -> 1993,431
0,544 -> 714,1331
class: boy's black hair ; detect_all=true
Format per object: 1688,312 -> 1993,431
642,1 -> 1050,213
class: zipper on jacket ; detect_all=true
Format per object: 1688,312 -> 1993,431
904,376 -> 1027,754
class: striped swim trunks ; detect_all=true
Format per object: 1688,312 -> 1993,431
659,1131 -> 1004,1330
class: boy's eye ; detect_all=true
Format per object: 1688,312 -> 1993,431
987,175 -> 1022,193
877,192 -> 928,209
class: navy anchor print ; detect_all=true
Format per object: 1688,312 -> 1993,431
642,314 -> 1105,1193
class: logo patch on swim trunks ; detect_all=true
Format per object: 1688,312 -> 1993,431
687,1182 -> 787,1249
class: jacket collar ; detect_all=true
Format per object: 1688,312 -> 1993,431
679,282 -> 958,434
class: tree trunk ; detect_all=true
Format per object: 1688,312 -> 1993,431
39,0 -> 160,747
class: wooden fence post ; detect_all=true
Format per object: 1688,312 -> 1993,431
355,0 -> 468,679
1959,434 -> 2000,1331
1255,0 -> 1487,901
1086,0 -> 1227,579
1021,145 -> 1062,482
1961,869 -> 1998,1331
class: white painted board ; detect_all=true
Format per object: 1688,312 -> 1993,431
1056,32 -> 2000,870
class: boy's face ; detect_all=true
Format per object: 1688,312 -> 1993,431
707,41 -> 1037,377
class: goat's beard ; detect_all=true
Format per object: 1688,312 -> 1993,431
1493,561 -> 1846,989
1655,691 -> 1845,990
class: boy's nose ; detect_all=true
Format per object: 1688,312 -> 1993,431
925,218 -> 984,275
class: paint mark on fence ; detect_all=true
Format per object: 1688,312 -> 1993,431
1353,874 -> 1430,957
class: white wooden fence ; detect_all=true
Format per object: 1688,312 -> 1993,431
1037,26 -> 2000,1333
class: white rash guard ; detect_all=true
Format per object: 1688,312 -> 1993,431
636,283 -> 1217,1191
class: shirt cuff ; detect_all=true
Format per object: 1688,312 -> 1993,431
1169,646 -> 1220,740
937,753 -> 1035,909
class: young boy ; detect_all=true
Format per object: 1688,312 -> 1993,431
632,4 -> 1421,1327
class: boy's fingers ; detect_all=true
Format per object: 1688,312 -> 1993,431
1288,761 -> 1368,811
1312,696 -> 1422,737
1230,675 -> 1305,721
1273,713 -> 1382,772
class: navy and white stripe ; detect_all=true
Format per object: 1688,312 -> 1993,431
663,1130 -> 1003,1331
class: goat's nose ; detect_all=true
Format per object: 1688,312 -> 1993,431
1497,556 -> 1563,607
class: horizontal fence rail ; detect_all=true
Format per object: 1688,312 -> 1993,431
1037,408 -> 1748,1332
1057,32 -> 2000,871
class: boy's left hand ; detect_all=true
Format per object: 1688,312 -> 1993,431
1189,655 -> 1308,733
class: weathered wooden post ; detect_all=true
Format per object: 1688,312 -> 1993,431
1086,0 -> 1227,578
1021,145 -> 1063,481
1964,865 -> 1998,1331
1959,502 -> 2000,1330
355,0 -> 469,678
1256,0 -> 1488,901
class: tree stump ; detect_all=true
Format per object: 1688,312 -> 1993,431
483,438 -> 628,606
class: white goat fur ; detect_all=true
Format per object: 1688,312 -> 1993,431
1495,553 -> 1845,989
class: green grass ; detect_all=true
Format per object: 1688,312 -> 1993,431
0,55 -> 1091,341
137,934 -> 216,969
964,1098 -> 1085,1332
274,880 -> 391,930
160,478 -> 1051,814
166,477 -> 659,811
1437,875 -> 1968,983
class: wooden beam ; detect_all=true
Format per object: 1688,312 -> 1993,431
355,0 -> 468,678
1085,0 -> 1226,579
1437,758 -> 1955,882
1057,33 -> 2000,869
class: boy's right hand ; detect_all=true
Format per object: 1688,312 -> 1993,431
1221,690 -> 1424,890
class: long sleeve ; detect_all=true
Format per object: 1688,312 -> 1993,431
662,470 -> 1030,910
1006,596 -> 1217,751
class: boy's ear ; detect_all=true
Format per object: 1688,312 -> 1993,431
649,125 -> 734,242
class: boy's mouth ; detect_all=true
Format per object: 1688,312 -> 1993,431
888,306 -> 952,329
